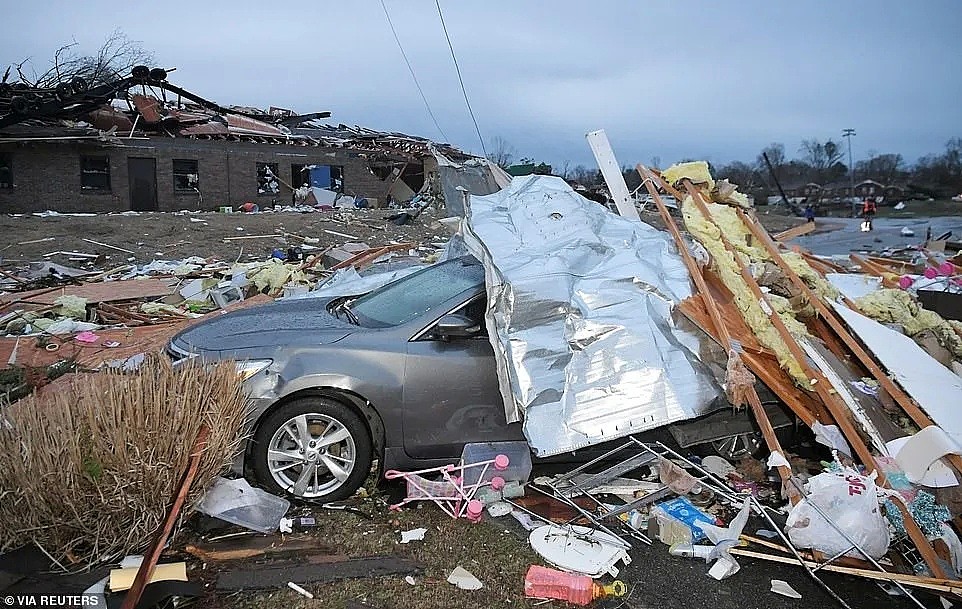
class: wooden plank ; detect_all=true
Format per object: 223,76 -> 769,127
730,548 -> 962,595
677,295 -> 826,427
121,426 -> 209,609
330,242 -> 416,271
849,254 -> 899,288
638,165 -> 792,485
215,556 -> 423,590
774,221 -> 817,242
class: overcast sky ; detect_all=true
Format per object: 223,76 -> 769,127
3,1 -> 960,169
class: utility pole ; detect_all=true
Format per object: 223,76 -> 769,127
842,128 -> 856,217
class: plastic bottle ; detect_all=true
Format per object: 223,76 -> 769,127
669,542 -> 713,561
523,565 -> 626,606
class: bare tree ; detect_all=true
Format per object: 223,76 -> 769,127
799,138 -> 845,171
7,29 -> 153,88
755,143 -> 785,172
716,161 -> 759,190
559,159 -> 571,180
486,136 -> 516,169
856,152 -> 904,184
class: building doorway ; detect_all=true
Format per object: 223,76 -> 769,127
128,157 -> 158,211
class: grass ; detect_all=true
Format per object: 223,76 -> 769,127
199,482 -> 543,609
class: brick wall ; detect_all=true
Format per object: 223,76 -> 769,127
0,138 -> 408,213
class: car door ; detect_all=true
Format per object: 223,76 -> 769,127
401,293 -> 524,459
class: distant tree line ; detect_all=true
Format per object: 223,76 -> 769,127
489,136 -> 962,198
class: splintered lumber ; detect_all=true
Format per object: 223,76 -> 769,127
215,556 -> 423,590
793,247 -> 847,274
773,222 -> 817,242
678,184 -> 945,578
849,254 -> 900,288
638,165 -> 791,485
730,548 -> 962,596
121,426 -> 209,609
330,242 -> 416,271
677,293 -> 827,426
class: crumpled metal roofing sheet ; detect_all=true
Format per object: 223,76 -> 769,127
461,175 -> 720,456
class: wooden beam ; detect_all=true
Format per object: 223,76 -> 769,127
729,548 -> 962,596
773,222 -> 817,242
682,183 -> 947,578
121,426 -> 209,609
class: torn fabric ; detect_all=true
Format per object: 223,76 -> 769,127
460,175 -> 720,456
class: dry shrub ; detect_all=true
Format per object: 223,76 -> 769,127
0,356 -> 249,567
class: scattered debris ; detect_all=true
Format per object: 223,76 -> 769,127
771,579 -> 802,599
195,477 -> 291,534
399,528 -> 428,544
446,565 -> 483,590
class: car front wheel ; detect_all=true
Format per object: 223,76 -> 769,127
251,397 -> 372,502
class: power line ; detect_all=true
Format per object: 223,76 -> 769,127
435,0 -> 487,157
379,0 -> 449,143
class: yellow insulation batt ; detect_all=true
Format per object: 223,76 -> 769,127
682,196 -> 811,385
661,161 -> 715,190
855,288 -> 962,359
695,199 -> 840,302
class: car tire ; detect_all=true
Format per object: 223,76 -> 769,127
251,397 -> 372,502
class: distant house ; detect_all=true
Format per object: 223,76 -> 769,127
882,184 -> 907,200
821,182 -> 853,200
854,179 -> 885,199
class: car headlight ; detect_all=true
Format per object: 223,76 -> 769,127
235,360 -> 273,382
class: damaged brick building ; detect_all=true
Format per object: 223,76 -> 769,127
0,68 -> 468,213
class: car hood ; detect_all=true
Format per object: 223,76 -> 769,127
170,296 -> 354,355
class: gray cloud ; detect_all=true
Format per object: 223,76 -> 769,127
2,0 -> 960,168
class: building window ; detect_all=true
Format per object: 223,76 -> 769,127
256,162 -> 280,195
292,164 -> 344,193
173,159 -> 199,192
81,156 -> 111,191
0,154 -> 11,189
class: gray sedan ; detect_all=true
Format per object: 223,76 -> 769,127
168,256 -> 523,501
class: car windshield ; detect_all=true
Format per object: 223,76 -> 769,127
347,257 -> 485,327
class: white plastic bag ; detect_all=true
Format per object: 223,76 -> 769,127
785,468 -> 890,559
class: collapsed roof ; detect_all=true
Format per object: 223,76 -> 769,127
0,65 -> 472,162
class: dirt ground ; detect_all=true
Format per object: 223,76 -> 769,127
0,207 -> 451,270
0,206 -> 811,271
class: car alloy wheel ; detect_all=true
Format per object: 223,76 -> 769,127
253,397 -> 372,501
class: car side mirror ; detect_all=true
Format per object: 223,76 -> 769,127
436,314 -> 479,339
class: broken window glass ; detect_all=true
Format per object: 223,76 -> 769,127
256,162 -> 280,195
173,159 -> 199,192
0,154 -> 11,189
80,156 -> 111,191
